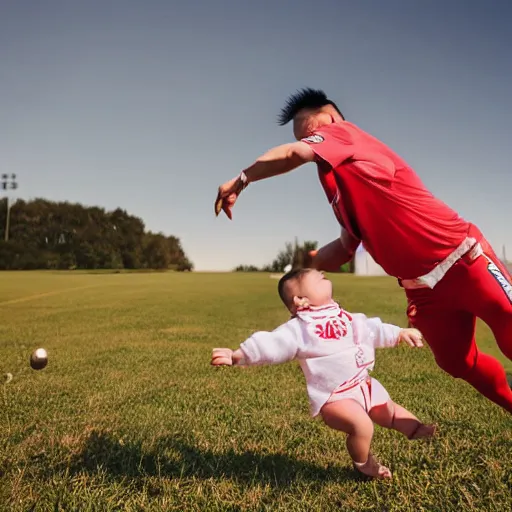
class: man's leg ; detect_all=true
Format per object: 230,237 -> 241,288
466,239 -> 512,362
407,301 -> 512,414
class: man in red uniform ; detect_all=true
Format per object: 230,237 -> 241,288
215,88 -> 512,414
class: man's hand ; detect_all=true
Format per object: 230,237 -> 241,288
214,142 -> 315,219
304,248 -> 335,271
303,230 -> 360,271
305,241 -> 351,272
398,328 -> 424,348
211,348 -> 234,366
215,175 -> 247,219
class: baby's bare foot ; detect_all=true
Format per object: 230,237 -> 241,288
408,423 -> 437,440
353,453 -> 392,479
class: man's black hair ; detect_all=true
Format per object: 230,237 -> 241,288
277,88 -> 344,126
277,268 -> 311,308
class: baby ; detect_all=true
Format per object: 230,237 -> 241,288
211,268 -> 436,479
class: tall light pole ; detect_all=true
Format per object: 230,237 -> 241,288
1,174 -> 18,241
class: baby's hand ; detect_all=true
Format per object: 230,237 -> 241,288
398,328 -> 424,348
211,348 -> 234,366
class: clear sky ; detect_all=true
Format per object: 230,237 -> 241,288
1,0 -> 511,270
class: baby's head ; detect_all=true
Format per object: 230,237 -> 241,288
278,268 -> 333,314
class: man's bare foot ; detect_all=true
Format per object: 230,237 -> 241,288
408,423 -> 437,440
353,453 -> 392,479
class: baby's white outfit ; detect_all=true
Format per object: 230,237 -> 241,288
239,301 -> 402,417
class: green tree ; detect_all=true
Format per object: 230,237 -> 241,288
0,198 -> 193,271
234,264 -> 260,272
264,239 -> 319,272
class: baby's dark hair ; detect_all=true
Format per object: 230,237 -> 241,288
277,268 -> 311,309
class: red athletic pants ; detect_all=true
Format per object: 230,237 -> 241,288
405,239 -> 512,414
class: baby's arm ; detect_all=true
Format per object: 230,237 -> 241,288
211,321 -> 300,367
352,314 -> 424,349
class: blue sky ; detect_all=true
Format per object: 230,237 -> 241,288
1,0 -> 511,270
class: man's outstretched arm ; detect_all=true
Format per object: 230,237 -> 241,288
215,142 -> 315,218
242,141 -> 316,183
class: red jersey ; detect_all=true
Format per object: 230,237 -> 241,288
301,122 -> 479,279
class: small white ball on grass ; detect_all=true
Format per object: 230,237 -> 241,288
30,348 -> 48,370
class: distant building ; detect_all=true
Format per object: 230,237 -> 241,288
353,246 -> 387,276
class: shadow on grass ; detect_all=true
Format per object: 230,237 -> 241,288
64,430 -> 360,487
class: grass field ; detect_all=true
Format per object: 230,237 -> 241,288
0,271 -> 511,511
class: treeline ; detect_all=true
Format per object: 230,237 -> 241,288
0,198 -> 193,271
235,240 -> 353,273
